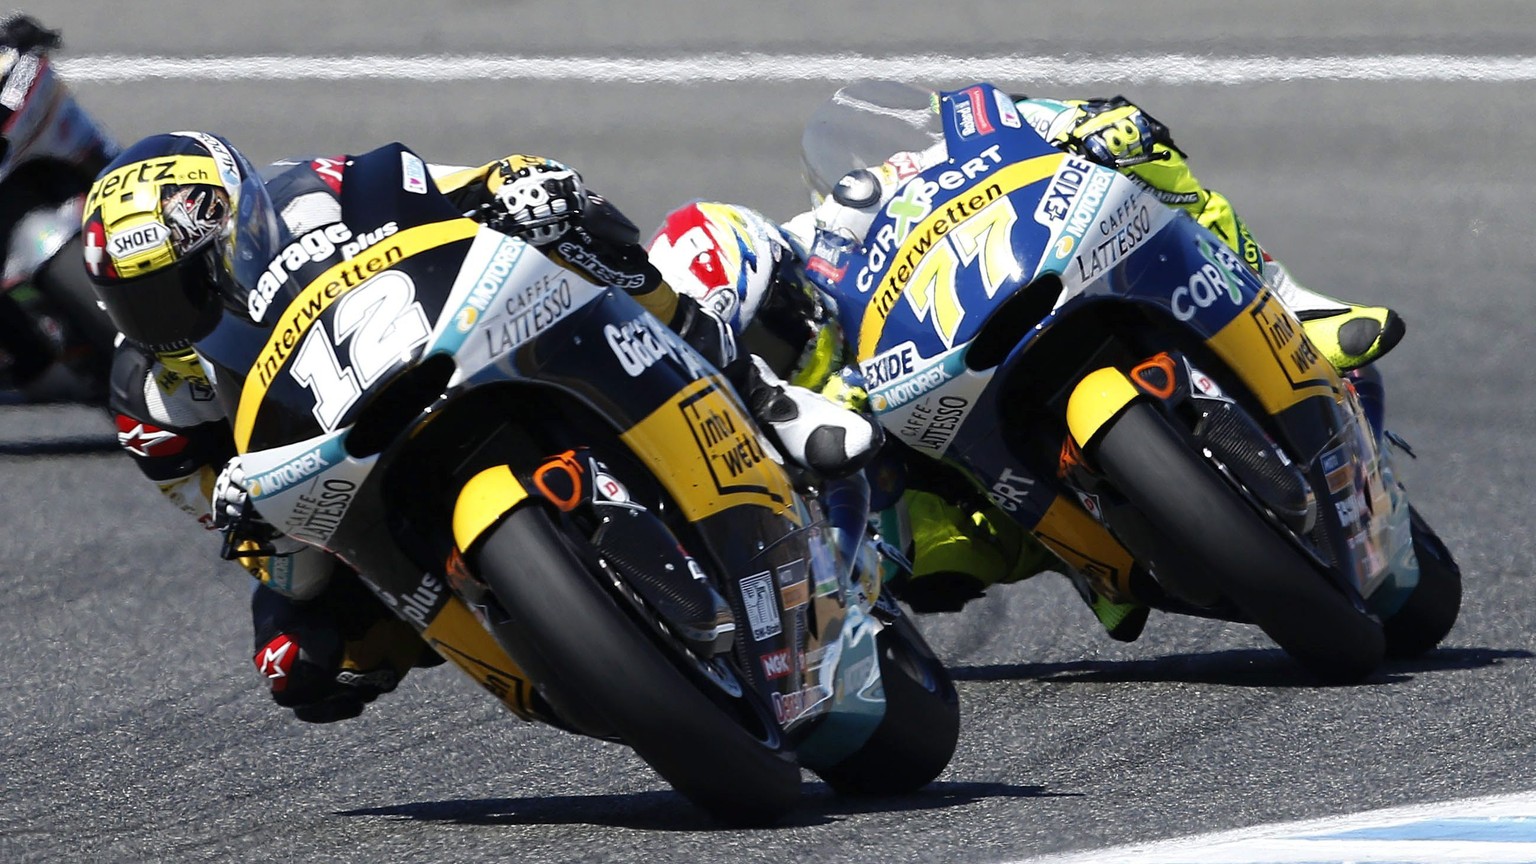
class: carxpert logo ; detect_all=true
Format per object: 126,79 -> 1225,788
853,144 -> 1006,295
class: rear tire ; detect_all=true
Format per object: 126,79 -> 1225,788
34,236 -> 116,396
473,505 -> 801,825
814,612 -> 959,795
1382,506 -> 1462,658
1092,402 -> 1386,683
35,236 -> 118,357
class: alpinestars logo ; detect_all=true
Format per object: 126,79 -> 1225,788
555,241 -> 646,291
114,415 -> 187,458
254,635 -> 298,691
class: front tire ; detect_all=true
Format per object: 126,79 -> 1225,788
814,612 -> 959,795
1092,402 -> 1386,683
473,504 -> 801,825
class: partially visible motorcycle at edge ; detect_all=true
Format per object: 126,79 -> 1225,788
0,15 -> 119,407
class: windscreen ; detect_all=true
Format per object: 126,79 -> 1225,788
799,80 -> 943,205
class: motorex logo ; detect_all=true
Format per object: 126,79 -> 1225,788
867,346 -> 969,413
454,236 -> 527,332
247,439 -> 347,498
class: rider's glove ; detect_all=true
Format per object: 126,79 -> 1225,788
212,457 -> 300,559
490,157 -> 588,245
1057,97 -> 1182,169
0,14 -> 61,53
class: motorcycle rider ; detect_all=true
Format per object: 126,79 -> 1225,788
85,131 -> 878,723
647,85 -> 1405,639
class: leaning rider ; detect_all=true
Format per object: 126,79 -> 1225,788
647,87 -> 1404,640
84,131 -> 878,723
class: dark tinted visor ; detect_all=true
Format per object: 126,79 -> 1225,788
96,246 -> 223,352
745,257 -> 833,378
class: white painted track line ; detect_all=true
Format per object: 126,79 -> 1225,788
1013,791 -> 1536,864
57,53 -> 1536,84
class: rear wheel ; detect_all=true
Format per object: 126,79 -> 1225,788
33,236 -> 116,397
473,504 -> 801,825
37,236 -> 116,345
1092,402 -> 1386,683
1382,506 -> 1462,658
814,611 -> 959,795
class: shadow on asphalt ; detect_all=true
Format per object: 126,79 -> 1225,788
334,780 -> 1065,830
0,435 -> 118,455
948,646 -> 1532,688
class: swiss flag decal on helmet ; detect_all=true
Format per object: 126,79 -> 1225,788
81,218 -> 115,279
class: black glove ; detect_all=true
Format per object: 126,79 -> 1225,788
0,14 -> 60,53
489,157 -> 588,244
1058,96 -> 1182,169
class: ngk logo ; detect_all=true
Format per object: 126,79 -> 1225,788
761,649 -> 792,680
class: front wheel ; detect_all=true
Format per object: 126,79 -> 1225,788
813,611 -> 959,795
1092,401 -> 1386,683
472,504 -> 801,825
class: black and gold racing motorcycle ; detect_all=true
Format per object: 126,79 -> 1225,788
196,143 -> 958,825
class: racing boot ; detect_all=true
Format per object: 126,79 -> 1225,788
251,574 -> 439,723
886,489 -> 1064,614
743,355 -> 881,477
1266,258 -> 1405,372
1062,567 -> 1150,642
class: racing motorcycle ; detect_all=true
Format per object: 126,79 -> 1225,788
799,81 -> 1460,683
0,15 -> 118,404
199,144 -> 958,824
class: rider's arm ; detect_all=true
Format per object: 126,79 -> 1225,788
1023,95 -> 1392,362
108,344 -> 332,598
434,155 -> 736,367
108,344 -> 232,527
1024,95 -> 1265,274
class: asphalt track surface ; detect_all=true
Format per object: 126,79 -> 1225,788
5,2 -> 1535,862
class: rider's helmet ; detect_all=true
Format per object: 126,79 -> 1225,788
649,202 -> 847,385
81,131 -> 279,352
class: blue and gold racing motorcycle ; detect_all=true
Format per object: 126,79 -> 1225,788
198,143 -> 958,824
801,81 -> 1459,683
